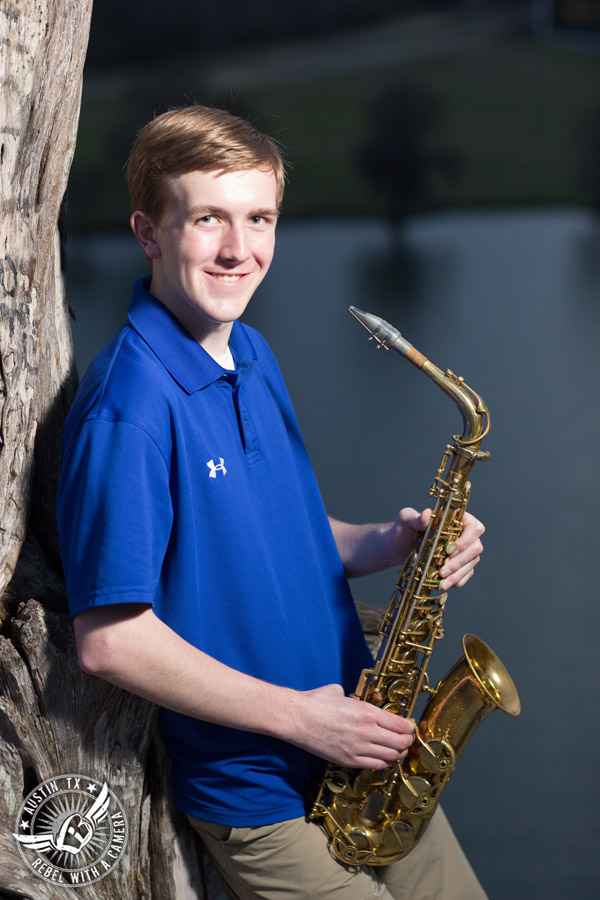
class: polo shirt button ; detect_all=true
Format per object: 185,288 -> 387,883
243,418 -> 249,426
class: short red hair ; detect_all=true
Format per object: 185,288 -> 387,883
126,105 -> 285,226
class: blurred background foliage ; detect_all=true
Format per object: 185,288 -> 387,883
69,0 -> 600,231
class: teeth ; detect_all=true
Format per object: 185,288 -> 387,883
213,274 -> 242,282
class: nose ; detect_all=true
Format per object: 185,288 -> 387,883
218,223 -> 248,264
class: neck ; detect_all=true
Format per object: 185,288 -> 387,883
195,323 -> 234,359
148,280 -> 234,357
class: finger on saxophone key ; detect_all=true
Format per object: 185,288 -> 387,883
439,511 -> 485,589
378,709 -> 415,761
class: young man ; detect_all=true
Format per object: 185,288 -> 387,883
57,106 -> 487,899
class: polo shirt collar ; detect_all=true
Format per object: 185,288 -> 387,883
127,277 -> 257,393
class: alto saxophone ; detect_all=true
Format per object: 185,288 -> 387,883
309,307 -> 521,866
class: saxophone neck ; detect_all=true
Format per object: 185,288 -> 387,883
349,306 -> 490,450
423,360 -> 490,452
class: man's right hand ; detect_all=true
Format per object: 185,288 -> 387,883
283,683 -> 415,769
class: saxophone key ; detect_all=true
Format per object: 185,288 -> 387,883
382,820 -> 414,854
332,833 -> 373,865
385,678 -> 412,704
396,775 -> 433,811
325,770 -> 350,794
417,739 -> 456,775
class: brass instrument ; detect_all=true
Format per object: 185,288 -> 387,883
309,307 -> 520,866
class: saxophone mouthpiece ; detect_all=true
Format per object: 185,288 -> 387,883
349,306 -> 418,361
349,306 -> 388,339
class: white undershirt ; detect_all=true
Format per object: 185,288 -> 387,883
212,345 -> 235,371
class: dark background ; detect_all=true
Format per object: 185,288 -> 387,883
71,0 -> 600,229
66,2 -> 600,898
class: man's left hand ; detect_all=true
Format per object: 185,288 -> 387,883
402,508 -> 485,590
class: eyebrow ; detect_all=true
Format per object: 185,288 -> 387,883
187,205 -> 280,220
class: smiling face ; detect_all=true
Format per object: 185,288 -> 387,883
131,167 -> 279,355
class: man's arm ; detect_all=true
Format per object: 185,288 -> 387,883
74,604 -> 415,770
329,507 -> 484,588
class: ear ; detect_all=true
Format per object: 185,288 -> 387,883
130,211 -> 162,260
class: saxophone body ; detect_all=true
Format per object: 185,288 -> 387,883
309,308 -> 520,867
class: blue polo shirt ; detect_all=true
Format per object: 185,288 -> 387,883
57,277 -> 372,825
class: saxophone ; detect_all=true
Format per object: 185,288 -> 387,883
309,307 -> 521,866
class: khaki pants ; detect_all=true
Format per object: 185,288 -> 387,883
187,808 -> 487,900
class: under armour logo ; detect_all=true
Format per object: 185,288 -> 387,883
207,458 -> 227,478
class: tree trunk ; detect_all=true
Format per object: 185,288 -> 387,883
0,3 -> 212,897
